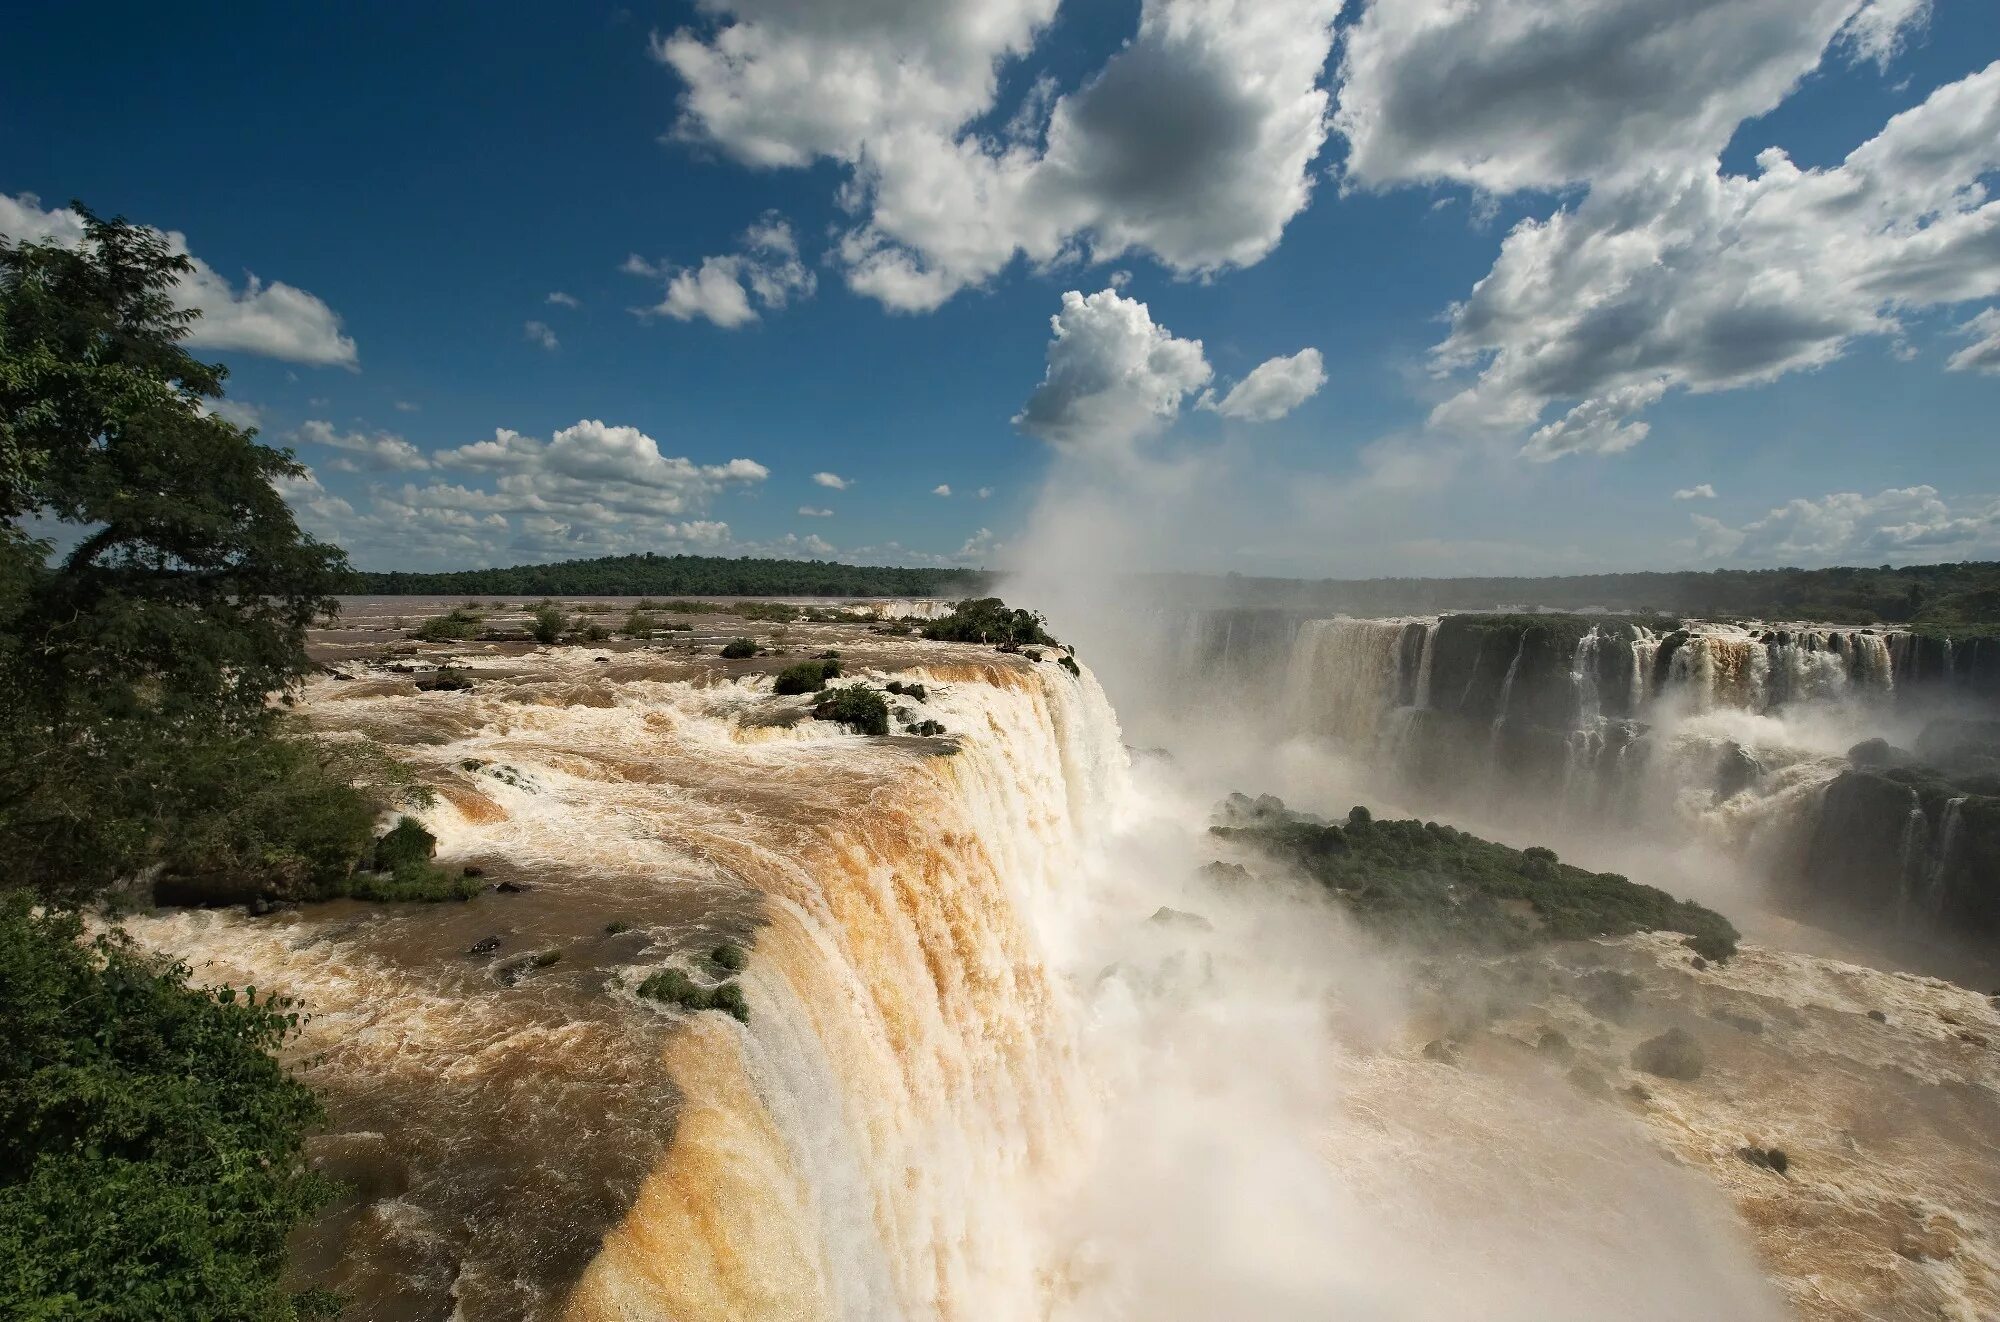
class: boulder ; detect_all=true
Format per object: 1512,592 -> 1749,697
1631,1028 -> 1704,1081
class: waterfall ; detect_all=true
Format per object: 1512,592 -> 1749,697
1281,618 -> 1430,750
565,663 -> 1132,1322
1920,796 -> 1967,920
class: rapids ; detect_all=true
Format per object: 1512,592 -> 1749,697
117,599 -> 2000,1320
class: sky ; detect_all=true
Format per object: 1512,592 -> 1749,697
3,0 -> 1998,577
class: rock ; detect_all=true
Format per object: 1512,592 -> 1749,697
1690,955 -> 1709,971
466,936 -> 502,956
494,880 -> 530,894
1846,737 -> 1911,768
1737,1145 -> 1790,1175
1422,1039 -> 1461,1065
461,865 -> 485,879
1711,1009 -> 1765,1035
1631,1027 -> 1704,1081
1867,1009 -> 1888,1024
1580,969 -> 1641,1023
1567,1065 -> 1609,1097
1536,1029 -> 1574,1061
1148,906 -> 1214,931
1716,742 -> 1763,799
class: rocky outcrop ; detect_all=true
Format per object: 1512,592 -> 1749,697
1799,765 -> 2000,940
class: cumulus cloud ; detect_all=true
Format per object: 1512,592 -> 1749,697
1674,483 -> 1718,500
1014,289 -> 1212,453
1429,61 -> 2000,455
633,213 -> 816,328
933,484 -> 952,496
546,290 -> 581,308
296,420 -> 433,473
394,400 -> 420,413
978,486 -> 993,498
0,193 -> 358,368
1690,485 -> 2000,562
812,471 -> 851,490
277,420 -> 770,567
798,505 -> 834,517
1335,0 -> 1929,194
1201,347 -> 1326,421
1947,307 -> 2000,374
658,0 -> 1342,312
524,320 -> 559,351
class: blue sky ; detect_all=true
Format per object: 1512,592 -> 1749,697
3,0 -> 1997,575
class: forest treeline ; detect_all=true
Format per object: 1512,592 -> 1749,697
348,554 -> 2000,629
342,553 -> 992,599
1169,562 -> 2000,628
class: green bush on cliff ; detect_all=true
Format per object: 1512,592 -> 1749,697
812,686 -> 891,736
1210,796 -> 1739,957
636,967 -> 749,1022
719,637 -> 759,659
0,893 -> 334,1320
773,659 -> 840,695
920,598 -> 1058,648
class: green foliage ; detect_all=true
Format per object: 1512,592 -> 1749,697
530,948 -> 561,969
1057,654 -> 1081,678
711,941 -> 747,972
413,607 -> 481,641
773,659 -> 840,695
0,206 -> 349,901
341,554 -> 989,598
605,920 -> 632,935
371,817 -> 435,872
527,605 -> 567,644
884,679 -> 927,701
904,719 -> 947,737
1210,795 -> 1740,957
812,685 -> 891,736
636,967 -> 749,1022
339,866 -> 482,903
719,637 -> 759,659
620,609 -> 655,639
920,597 -> 1059,647
0,892 -> 331,1320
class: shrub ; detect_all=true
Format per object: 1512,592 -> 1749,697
712,941 -> 747,971
581,623 -> 610,643
414,607 -> 482,642
621,610 -> 655,639
528,606 -> 568,644
773,660 -> 838,695
0,893 -> 332,1319
921,598 -> 1058,648
812,686 -> 890,736
372,817 -> 436,872
905,719 -> 946,737
341,868 -> 483,903
884,680 -> 928,702
719,638 -> 759,659
636,968 -> 749,1022
605,920 -> 633,935
1631,1028 -> 1704,1081
1057,654 -> 1081,677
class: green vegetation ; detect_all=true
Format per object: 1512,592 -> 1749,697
1143,563 -> 2000,630
812,685 -> 891,736
1210,796 -> 1739,957
904,719 -> 947,737
636,967 -> 749,1022
530,948 -> 561,970
343,553 -> 988,598
719,637 -> 759,659
605,920 -> 633,935
413,607 -> 482,641
773,658 -> 841,695
527,604 -> 568,644
0,893 -> 333,1320
921,597 -> 1059,647
711,941 -> 747,972
884,679 -> 927,701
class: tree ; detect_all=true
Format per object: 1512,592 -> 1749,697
0,893 -> 334,1320
0,205 -> 349,898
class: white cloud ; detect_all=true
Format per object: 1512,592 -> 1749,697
394,400 -> 420,413
1673,483 -> 1718,501
1014,289 -> 1212,454
547,290 -> 581,308
933,484 -> 952,496
798,505 -> 834,517
659,0 -> 1342,312
1947,307 -> 2000,374
812,471 -> 850,490
1429,61 -> 2000,455
1335,0 -> 1928,194
524,320 -> 559,351
1201,346 -> 1326,421
633,213 -> 816,328
295,419 -> 432,472
206,397 -> 264,431
977,486 -> 993,499
0,193 -> 358,368
278,420 -> 770,568
1690,485 -> 2000,562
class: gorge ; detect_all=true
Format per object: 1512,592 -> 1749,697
105,593 -> 2000,1322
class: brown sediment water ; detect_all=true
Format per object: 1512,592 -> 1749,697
116,599 -> 2000,1321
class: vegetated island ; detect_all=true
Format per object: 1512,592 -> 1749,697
1209,794 -> 1739,960
341,552 -> 992,599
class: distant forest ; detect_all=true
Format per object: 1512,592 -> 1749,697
1160,561 -> 2000,628
340,553 -> 993,598
342,554 -> 2000,628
